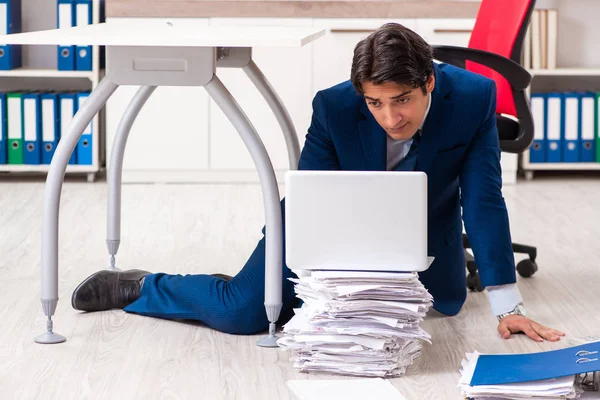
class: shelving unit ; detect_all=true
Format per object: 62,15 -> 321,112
521,68 -> 600,181
0,164 -> 98,173
0,0 -> 104,182
529,68 -> 600,76
0,67 -> 96,79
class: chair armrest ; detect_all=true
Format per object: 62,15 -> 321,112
432,45 -> 531,90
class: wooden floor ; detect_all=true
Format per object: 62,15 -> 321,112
1,175 -> 600,399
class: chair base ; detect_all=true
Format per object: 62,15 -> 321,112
463,233 -> 538,292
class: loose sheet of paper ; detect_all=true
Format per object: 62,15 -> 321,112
286,378 -> 407,400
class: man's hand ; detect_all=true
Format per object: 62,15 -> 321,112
498,315 -> 566,342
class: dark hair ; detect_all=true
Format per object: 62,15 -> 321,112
350,23 -> 434,95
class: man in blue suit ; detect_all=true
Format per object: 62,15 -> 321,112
72,23 -> 563,342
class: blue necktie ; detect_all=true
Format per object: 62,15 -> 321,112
394,131 -> 421,171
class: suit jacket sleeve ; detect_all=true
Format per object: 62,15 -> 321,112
459,81 -> 517,288
298,90 -> 342,171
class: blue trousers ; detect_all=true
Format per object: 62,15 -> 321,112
123,232 -> 299,335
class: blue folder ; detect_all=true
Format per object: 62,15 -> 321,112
75,0 -> 92,71
22,92 -> 42,165
580,91 -> 596,162
59,92 -> 78,164
57,0 -> 75,71
470,341 -> 600,386
563,92 -> 581,163
546,92 -> 563,163
0,0 -> 22,70
99,0 -> 106,68
529,93 -> 546,163
0,92 -> 6,164
76,91 -> 92,165
41,93 -> 60,164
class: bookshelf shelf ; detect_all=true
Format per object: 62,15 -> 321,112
521,157 -> 600,181
521,151 -> 600,181
0,164 -> 98,172
0,164 -> 100,181
530,68 -> 600,76
522,161 -> 600,171
0,67 -> 96,79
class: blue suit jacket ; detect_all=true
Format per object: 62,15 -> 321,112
296,63 -> 517,316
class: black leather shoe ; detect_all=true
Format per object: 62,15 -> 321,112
211,273 -> 233,282
71,269 -> 150,312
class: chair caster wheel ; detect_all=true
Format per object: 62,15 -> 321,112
467,273 -> 484,292
517,259 -> 538,278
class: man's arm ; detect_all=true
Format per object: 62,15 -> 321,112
459,81 -> 516,290
459,81 -> 564,342
297,90 -> 341,171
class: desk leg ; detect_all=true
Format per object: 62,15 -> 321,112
35,78 -> 119,344
107,86 -> 157,270
205,75 -> 282,348
243,60 -> 300,171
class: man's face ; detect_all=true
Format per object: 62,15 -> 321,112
362,75 -> 435,141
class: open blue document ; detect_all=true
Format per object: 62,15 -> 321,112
470,342 -> 600,386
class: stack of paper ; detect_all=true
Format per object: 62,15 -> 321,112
278,270 -> 433,377
458,351 -> 582,399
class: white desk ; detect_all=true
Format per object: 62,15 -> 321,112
0,21 -> 325,347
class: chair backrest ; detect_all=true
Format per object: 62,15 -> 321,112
466,0 -> 536,117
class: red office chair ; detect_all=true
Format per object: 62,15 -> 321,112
432,0 -> 538,291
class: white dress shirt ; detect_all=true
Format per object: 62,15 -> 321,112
385,93 -> 523,317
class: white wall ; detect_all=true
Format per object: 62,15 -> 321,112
554,0 -> 600,68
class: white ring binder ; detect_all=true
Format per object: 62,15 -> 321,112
576,357 -> 598,364
576,350 -> 598,357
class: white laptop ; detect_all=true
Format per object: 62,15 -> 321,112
285,170 -> 433,272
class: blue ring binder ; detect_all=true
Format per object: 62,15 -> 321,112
470,341 -> 600,386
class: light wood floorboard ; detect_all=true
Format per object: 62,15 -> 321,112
1,176 -> 599,399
